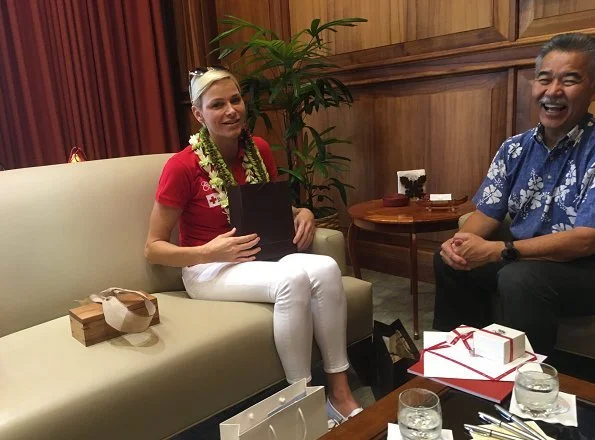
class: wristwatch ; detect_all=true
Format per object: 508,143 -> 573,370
501,241 -> 520,263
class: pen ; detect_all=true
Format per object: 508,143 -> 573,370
464,424 -> 524,440
478,412 -> 542,440
494,404 -> 548,440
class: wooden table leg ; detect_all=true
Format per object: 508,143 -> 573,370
347,222 -> 362,279
409,232 -> 419,340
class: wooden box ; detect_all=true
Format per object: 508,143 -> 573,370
69,292 -> 160,346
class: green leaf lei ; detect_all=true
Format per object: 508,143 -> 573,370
190,126 -> 270,223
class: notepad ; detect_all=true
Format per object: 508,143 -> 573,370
228,181 -> 297,261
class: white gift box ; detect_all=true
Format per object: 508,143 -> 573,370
473,324 -> 526,364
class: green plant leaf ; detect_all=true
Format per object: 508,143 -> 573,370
313,161 -> 329,178
329,179 -> 350,205
278,167 -> 305,182
212,15 -> 365,211
293,149 -> 309,163
210,26 -> 244,44
316,195 -> 335,203
317,18 -> 368,32
327,154 -> 351,161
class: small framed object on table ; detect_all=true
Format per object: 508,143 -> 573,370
416,194 -> 468,212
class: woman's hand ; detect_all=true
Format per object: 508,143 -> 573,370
293,208 -> 316,251
201,228 -> 261,262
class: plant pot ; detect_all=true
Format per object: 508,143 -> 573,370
314,212 -> 340,230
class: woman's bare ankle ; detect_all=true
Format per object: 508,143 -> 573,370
326,371 -> 361,416
329,394 -> 360,416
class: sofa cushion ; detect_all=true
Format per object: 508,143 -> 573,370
0,276 -> 372,440
0,154 -> 182,338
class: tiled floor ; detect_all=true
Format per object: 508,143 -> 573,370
362,267 -> 436,352
177,268 -> 433,439
346,268 -> 437,408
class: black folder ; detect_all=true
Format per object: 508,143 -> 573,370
228,181 -> 297,261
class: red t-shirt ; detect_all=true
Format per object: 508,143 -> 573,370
156,137 -> 278,247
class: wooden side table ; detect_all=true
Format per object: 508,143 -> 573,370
347,199 -> 474,339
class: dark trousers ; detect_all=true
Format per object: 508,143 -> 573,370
433,251 -> 595,355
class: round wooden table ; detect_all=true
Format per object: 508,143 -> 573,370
347,199 -> 475,339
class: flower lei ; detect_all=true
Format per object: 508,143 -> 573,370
190,126 -> 270,223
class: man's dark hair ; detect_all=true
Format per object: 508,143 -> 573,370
535,33 -> 595,83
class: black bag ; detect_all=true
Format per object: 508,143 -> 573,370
228,181 -> 297,261
373,319 -> 421,395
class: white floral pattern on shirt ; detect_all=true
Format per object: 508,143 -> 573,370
552,223 -> 572,233
553,185 -> 569,204
487,159 -> 507,180
528,172 -> 544,192
472,114 -> 595,239
508,142 -> 522,159
565,162 -> 577,186
482,184 -> 502,204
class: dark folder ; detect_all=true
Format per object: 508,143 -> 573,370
228,181 -> 297,261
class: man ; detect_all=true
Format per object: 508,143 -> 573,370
433,32 -> 595,355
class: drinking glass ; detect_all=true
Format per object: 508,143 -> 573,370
514,362 -> 568,416
398,388 -> 442,440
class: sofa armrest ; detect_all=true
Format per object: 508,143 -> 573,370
459,211 -> 514,241
458,211 -> 473,229
312,228 -> 347,275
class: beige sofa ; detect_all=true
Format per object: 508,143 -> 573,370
0,154 -> 373,440
459,212 -> 595,358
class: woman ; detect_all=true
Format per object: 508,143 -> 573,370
144,67 -> 362,424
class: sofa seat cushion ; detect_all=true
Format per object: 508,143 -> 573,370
0,278 -> 372,440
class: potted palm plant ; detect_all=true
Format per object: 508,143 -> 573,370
212,15 -> 367,227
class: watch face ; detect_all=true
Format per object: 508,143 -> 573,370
502,242 -> 519,262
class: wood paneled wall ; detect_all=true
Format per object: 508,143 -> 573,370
169,0 -> 595,280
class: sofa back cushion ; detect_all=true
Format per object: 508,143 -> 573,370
0,154 -> 183,337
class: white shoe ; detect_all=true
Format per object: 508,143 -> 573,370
326,398 -> 363,428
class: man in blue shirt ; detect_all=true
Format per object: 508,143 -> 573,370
433,33 -> 595,355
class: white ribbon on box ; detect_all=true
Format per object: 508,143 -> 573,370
89,287 -> 156,333
220,379 -> 327,440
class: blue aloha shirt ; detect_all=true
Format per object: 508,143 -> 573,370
473,113 -> 595,239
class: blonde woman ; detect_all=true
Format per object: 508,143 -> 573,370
144,67 -> 362,425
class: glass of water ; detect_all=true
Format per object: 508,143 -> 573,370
514,362 -> 568,416
398,388 -> 442,440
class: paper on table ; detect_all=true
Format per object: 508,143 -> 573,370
469,422 -> 554,440
422,332 -> 546,381
510,389 -> 578,427
387,423 -> 453,440
430,194 -> 452,201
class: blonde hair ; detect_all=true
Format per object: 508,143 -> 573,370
189,68 -> 241,108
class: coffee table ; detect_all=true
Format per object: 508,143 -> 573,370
347,200 -> 474,339
320,374 -> 595,439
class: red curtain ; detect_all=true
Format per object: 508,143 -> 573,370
0,0 -> 180,169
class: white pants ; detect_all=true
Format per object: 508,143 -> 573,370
181,253 -> 349,383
